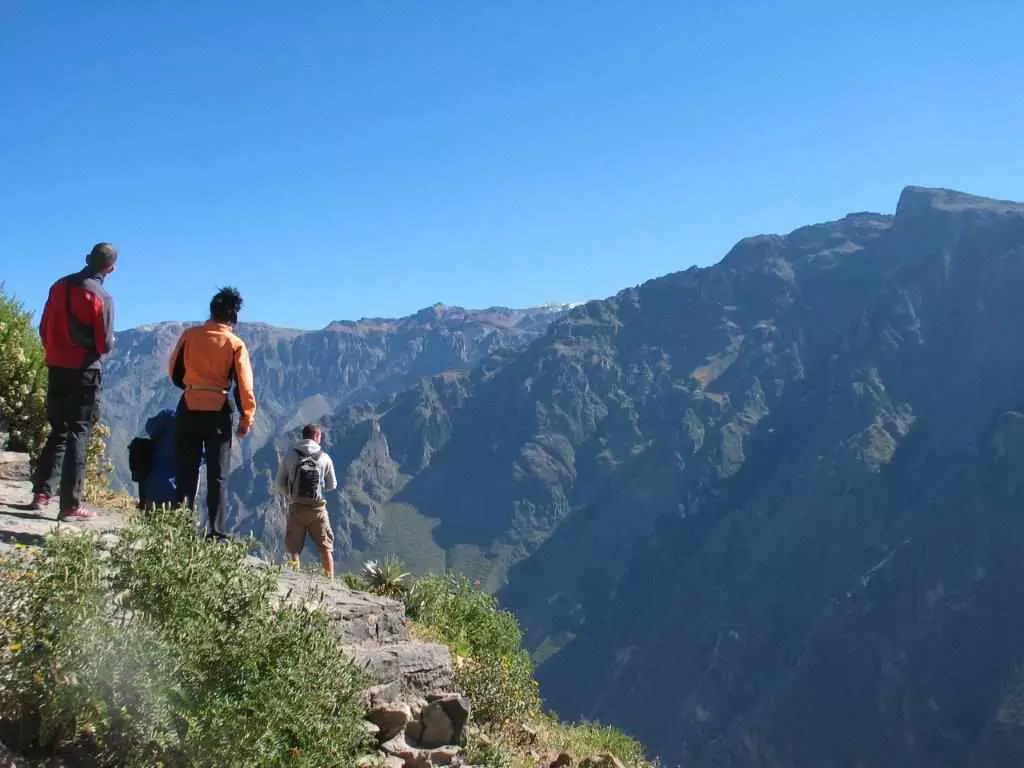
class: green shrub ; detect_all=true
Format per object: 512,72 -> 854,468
455,650 -> 540,727
404,575 -> 522,660
0,284 -> 48,454
404,574 -> 540,726
0,506 -> 369,767
463,731 -> 514,768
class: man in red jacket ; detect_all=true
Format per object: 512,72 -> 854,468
30,243 -> 118,520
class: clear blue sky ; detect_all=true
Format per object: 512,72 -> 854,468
3,1 -> 1023,331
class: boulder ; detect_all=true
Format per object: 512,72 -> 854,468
348,641 -> 454,698
381,734 -> 421,762
417,694 -> 470,748
405,717 -> 425,746
428,745 -> 462,765
276,570 -> 409,646
0,452 -> 29,482
367,701 -> 412,742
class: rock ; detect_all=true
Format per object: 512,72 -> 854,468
405,718 -> 425,746
276,569 -> 410,646
550,752 -> 574,768
428,745 -> 462,765
365,681 -> 404,709
439,695 -> 470,740
580,755 -> 625,768
417,694 -> 470,747
409,696 -> 428,720
382,757 -> 405,768
348,641 -> 454,697
418,699 -> 457,749
418,704 -> 455,749
0,452 -> 29,482
367,702 -> 412,742
381,734 -> 421,762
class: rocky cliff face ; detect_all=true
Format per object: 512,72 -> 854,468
100,304 -> 569,489
226,187 -> 1024,766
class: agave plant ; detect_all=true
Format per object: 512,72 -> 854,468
360,555 -> 410,598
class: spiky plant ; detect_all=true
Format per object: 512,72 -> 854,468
360,555 -> 410,598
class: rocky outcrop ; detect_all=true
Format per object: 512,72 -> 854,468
0,453 -> 471,767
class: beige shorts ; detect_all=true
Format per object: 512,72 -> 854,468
285,501 -> 334,554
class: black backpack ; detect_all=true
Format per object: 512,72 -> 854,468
128,437 -> 155,483
292,449 -> 322,501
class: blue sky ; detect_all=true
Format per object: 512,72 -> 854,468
3,1 -> 1023,331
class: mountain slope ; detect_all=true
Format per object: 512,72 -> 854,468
100,304 -> 569,488
224,187 -> 1024,766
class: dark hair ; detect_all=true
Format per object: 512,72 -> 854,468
302,424 -> 322,440
86,242 -> 118,271
210,286 -> 243,324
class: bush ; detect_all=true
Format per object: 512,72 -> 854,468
0,284 -> 48,454
404,574 -> 540,726
82,421 -> 133,510
463,732 -> 514,768
0,506 -> 369,767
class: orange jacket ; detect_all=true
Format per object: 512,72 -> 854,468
167,321 -> 256,428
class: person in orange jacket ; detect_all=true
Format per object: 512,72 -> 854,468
166,287 -> 256,538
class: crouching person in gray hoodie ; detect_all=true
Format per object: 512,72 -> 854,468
274,423 -> 338,578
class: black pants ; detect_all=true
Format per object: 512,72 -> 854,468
32,367 -> 101,512
174,403 -> 232,538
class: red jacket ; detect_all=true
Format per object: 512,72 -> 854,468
39,269 -> 115,370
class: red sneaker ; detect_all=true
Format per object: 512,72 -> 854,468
29,493 -> 50,510
58,508 -> 97,521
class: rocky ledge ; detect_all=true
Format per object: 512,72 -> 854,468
0,451 -> 473,768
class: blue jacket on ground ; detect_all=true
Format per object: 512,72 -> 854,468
142,408 -> 178,506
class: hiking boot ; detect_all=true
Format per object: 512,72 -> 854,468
29,493 -> 50,510
58,507 -> 98,522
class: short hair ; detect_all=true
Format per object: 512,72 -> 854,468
87,242 -> 118,270
210,286 -> 243,324
302,423 -> 322,440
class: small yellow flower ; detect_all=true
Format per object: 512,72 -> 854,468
7,642 -> 22,653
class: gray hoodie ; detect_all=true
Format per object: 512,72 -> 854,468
274,439 -> 338,502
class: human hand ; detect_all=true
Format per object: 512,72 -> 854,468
237,421 -> 251,438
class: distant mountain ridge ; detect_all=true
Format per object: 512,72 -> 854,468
100,303 -> 571,488
225,186 -> 1024,766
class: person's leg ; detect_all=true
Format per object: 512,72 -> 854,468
284,503 -> 305,568
202,409 -> 233,538
312,503 -> 335,579
318,547 -> 335,580
58,368 -> 100,516
31,367 -> 70,505
174,405 -> 202,510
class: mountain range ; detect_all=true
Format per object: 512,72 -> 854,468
100,303 -> 572,488
103,187 -> 1024,766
